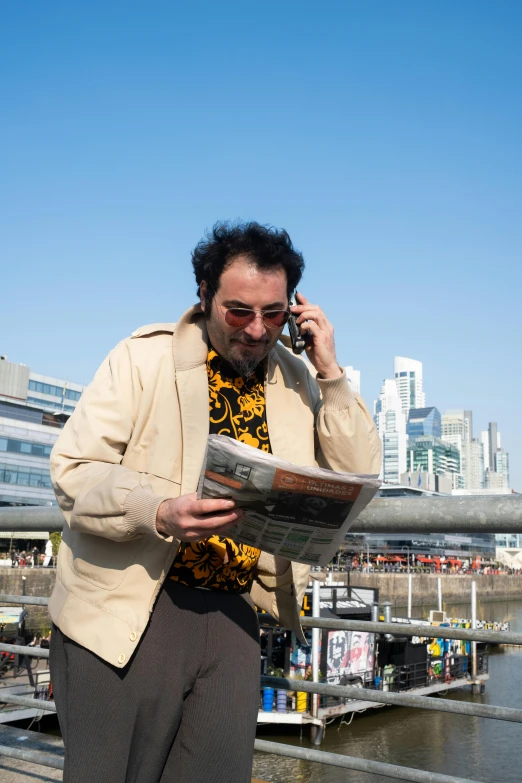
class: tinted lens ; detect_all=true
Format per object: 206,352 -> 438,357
263,310 -> 290,327
224,308 -> 256,327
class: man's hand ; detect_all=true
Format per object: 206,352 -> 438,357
156,493 -> 244,541
290,292 -> 342,379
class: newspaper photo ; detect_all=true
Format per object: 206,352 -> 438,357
197,434 -> 380,566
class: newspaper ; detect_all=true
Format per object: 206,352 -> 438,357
196,434 -> 380,567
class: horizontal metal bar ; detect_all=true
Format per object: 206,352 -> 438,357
0,590 -> 515,646
0,506 -> 61,531
353,494 -> 522,533
299,616 -> 522,645
0,642 -> 49,658
0,593 -> 49,606
2,495 -> 522,532
254,739 -> 479,783
261,676 -> 519,723
0,743 -> 64,771
0,694 -> 56,712
0,589 -> 513,647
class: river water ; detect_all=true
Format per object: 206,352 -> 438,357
252,598 -> 522,783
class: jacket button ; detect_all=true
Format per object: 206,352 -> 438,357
129,631 -> 137,642
118,653 -> 126,664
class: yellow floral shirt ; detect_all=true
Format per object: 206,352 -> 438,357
169,348 -> 269,592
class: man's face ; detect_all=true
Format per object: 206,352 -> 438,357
201,256 -> 289,376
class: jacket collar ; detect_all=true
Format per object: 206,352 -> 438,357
172,305 -> 209,372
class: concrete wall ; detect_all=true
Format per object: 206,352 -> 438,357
346,573 -> 522,607
0,568 -> 55,635
2,568 -> 522,636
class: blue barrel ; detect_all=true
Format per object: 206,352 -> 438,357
276,689 -> 287,712
262,687 -> 274,712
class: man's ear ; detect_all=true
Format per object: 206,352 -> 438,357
199,281 -> 207,312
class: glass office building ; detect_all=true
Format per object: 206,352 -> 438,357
407,435 -> 460,478
407,407 -> 442,439
0,357 -> 84,508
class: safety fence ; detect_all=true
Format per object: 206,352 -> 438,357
0,594 -> 518,781
0,495 -> 521,780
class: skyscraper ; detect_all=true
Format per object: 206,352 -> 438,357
442,410 -> 473,489
488,422 -> 498,477
393,357 -> 425,414
495,449 -> 510,488
374,380 -> 407,484
407,407 -> 442,439
407,436 -> 460,481
480,430 -> 490,471
468,438 -> 485,490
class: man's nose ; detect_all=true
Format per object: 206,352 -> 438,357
243,314 -> 268,341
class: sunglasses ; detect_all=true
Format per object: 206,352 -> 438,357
210,288 -> 290,328
221,306 -> 290,328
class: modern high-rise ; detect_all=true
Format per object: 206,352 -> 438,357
442,410 -> 475,489
344,366 -> 361,396
374,380 -> 407,484
442,410 -> 472,444
481,430 -> 490,470
495,449 -> 510,489
467,438 -> 485,490
488,422 -> 498,477
393,357 -> 425,413
407,407 -> 441,439
481,423 -> 510,490
407,436 -> 460,481
0,356 -> 84,509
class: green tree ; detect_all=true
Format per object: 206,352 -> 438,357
49,531 -> 62,556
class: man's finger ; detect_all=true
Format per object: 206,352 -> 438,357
189,512 -> 243,536
296,309 -> 328,328
190,497 -> 236,515
295,291 -> 310,305
193,509 -> 244,526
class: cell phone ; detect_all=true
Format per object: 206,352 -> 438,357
288,292 -> 312,355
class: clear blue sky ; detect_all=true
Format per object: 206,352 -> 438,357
2,1 -> 521,488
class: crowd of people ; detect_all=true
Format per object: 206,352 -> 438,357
342,557 -> 520,576
6,539 -> 54,568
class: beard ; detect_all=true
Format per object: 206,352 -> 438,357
227,344 -> 267,377
204,307 -> 280,378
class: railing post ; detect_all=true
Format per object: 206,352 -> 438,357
471,580 -> 480,694
311,578 -> 320,716
437,577 -> 442,612
310,578 -> 324,745
407,572 -> 412,619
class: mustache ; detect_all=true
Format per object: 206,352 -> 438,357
233,337 -> 270,346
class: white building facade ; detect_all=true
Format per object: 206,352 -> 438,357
374,380 -> 408,484
393,357 -> 425,414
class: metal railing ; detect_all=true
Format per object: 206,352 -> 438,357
0,593 -> 515,782
1,493 -> 522,532
0,496 -> 521,781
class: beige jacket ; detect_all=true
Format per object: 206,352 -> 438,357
49,306 -> 381,668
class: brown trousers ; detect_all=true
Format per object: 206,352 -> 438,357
50,579 -> 260,783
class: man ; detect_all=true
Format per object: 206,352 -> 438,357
49,221 -> 381,783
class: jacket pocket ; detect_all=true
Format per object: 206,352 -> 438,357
69,532 -> 145,591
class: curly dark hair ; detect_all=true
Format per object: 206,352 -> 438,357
192,221 -> 305,313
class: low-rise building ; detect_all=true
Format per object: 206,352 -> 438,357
0,356 -> 83,507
